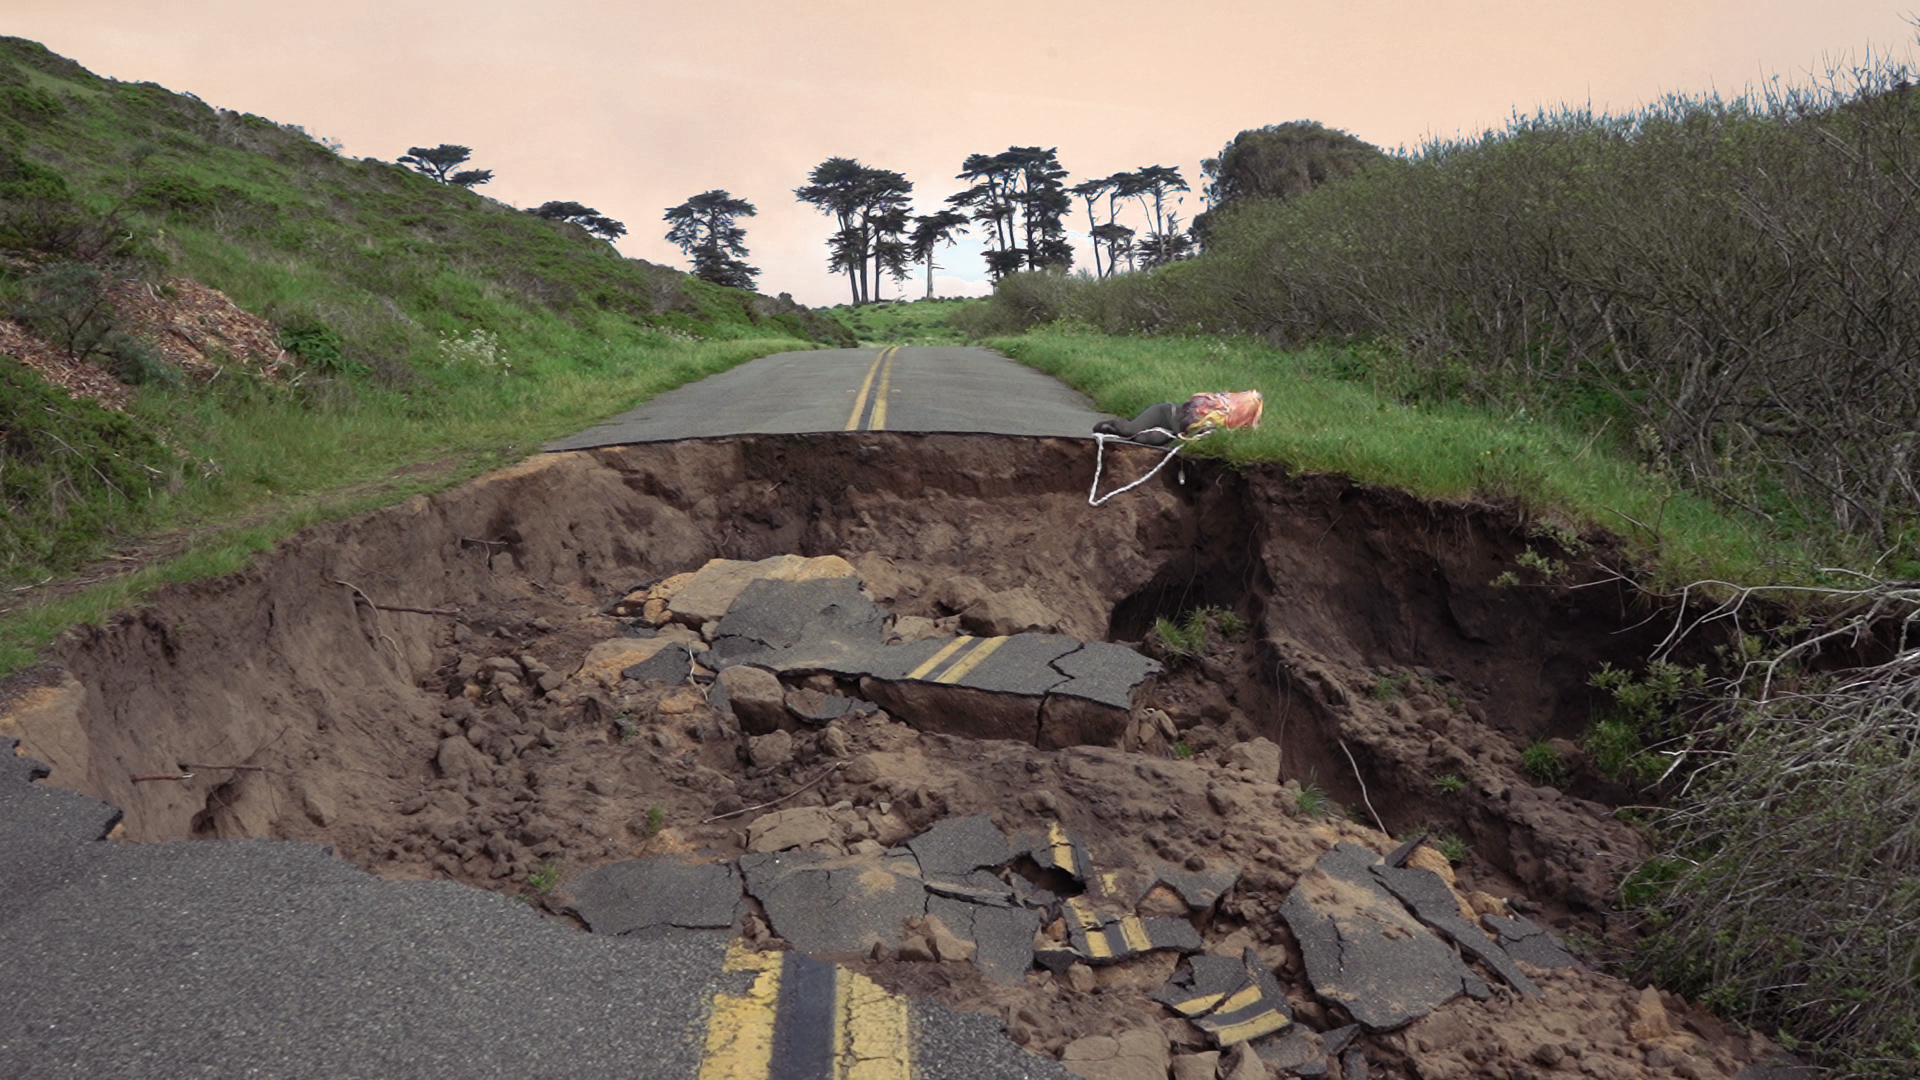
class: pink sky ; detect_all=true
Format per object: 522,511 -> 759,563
8,2 -> 1915,308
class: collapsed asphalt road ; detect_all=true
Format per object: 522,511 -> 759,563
1,366 -> 1814,1078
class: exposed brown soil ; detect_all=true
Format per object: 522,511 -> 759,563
1,434 -> 1778,1078
0,275 -> 288,411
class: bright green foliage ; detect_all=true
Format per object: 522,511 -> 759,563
1294,782 -> 1331,818
0,357 -> 174,579
1150,605 -> 1241,666
1433,773 -> 1465,795
644,804 -> 666,837
1433,833 -> 1469,865
1584,661 -> 1705,784
1519,742 -> 1569,788
830,297 -> 980,345
527,861 -> 560,894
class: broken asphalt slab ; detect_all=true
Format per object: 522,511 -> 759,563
1480,912 -> 1581,972
562,857 -> 742,937
684,575 -> 1160,747
927,895 -> 1040,986
1370,863 -> 1542,998
709,575 -> 888,665
1152,949 -> 1293,1048
740,849 -> 931,957
1279,842 -> 1481,1032
908,813 -> 1011,880
1061,895 -> 1202,965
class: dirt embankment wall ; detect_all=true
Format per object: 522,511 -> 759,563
7,434 -> 1669,909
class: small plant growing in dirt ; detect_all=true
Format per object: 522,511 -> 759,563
1151,606 -> 1244,666
1492,546 -> 1570,588
1295,782 -> 1331,818
1433,773 -> 1466,794
644,804 -> 666,837
527,860 -> 560,894
1368,670 -> 1410,700
614,712 -> 639,741
1520,741 -> 1569,787
1583,660 -> 1704,784
1170,740 -> 1194,759
1434,833 -> 1470,865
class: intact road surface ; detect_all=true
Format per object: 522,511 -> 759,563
546,345 -> 1113,449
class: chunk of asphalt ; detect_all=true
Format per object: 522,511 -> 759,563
563,857 -> 741,937
938,633 -> 1080,696
926,895 -> 1039,986
907,814 -> 1011,880
740,850 -> 927,957
1020,820 -> 1091,883
1371,864 -> 1543,998
1062,895 -> 1201,965
1152,860 -> 1242,912
1154,948 -> 1292,1048
1278,842 -> 1475,1033
783,688 -> 872,725
708,577 -> 888,667
621,643 -> 692,685
1480,912 -> 1582,971
1383,833 -> 1428,869
1321,1024 -> 1361,1057
1198,949 -> 1291,1047
1341,1045 -> 1371,1080
924,869 -> 1015,908
1153,953 -> 1254,1014
1046,642 -> 1163,710
1251,1024 -> 1322,1071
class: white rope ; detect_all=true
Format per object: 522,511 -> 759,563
1088,429 -> 1204,506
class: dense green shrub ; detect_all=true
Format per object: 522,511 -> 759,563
0,356 -> 173,577
1632,598 -> 1920,1077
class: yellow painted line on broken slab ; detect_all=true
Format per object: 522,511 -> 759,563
1213,984 -> 1264,1015
1115,916 -> 1153,954
932,636 -> 1006,684
906,636 -> 974,680
1209,1009 -> 1290,1045
1064,897 -> 1113,960
1046,821 -> 1078,877
1166,991 -> 1229,1017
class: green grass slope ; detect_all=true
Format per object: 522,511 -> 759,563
0,36 -> 851,666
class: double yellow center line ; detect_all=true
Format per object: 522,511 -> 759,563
697,941 -> 912,1080
845,347 -> 899,431
903,635 -> 1007,684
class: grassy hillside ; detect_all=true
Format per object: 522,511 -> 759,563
0,36 -> 850,660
